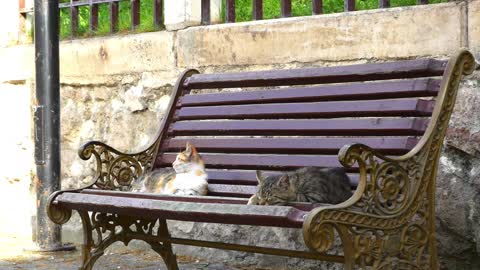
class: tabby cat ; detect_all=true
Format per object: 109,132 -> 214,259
247,167 -> 352,205
131,142 -> 208,196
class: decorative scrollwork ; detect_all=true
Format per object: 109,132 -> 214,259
78,211 -> 178,270
304,222 -> 335,253
304,51 -> 477,269
78,140 -> 158,190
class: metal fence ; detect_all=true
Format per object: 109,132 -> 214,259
20,0 -> 438,38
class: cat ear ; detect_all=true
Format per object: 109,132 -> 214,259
256,170 -> 266,183
185,142 -> 197,157
277,175 -> 290,189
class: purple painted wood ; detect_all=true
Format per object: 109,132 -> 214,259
81,189 -> 320,212
162,137 -> 419,155
344,0 -> 355,11
89,1 -> 99,32
179,79 -> 440,107
154,0 -> 163,28
70,0 -> 79,37
131,0 -> 141,30
281,0 -> 292,17
157,153 -> 357,170
208,184 -> 255,197
253,0 -> 263,20
169,118 -> 429,136
417,0 -> 429,4
379,0 -> 390,8
55,192 -> 307,228
225,0 -> 236,22
201,0 -> 211,25
176,99 -> 434,120
312,0 -> 323,14
110,1 -> 119,33
203,169 -> 360,187
183,59 -> 447,89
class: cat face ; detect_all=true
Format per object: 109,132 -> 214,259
172,142 -> 205,173
255,171 -> 296,205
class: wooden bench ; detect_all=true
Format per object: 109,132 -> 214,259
47,50 -> 477,270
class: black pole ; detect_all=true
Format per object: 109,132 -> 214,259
33,0 -> 63,251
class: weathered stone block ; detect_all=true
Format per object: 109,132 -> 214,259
469,0 -> 480,58
60,31 -> 176,83
177,3 -> 465,67
164,0 -> 222,31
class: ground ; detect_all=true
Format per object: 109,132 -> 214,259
0,236 -> 249,270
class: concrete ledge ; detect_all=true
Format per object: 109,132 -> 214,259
60,31 -> 176,78
177,3 -> 466,67
469,0 -> 480,58
0,45 -> 33,83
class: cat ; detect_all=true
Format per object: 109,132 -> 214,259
131,142 -> 208,196
247,167 -> 352,206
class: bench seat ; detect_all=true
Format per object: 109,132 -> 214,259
47,50 -> 478,270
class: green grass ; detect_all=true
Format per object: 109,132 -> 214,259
58,0 -> 448,39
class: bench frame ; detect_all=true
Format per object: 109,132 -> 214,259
47,50 -> 477,270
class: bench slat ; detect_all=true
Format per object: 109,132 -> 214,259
179,79 -> 440,107
204,169 -> 360,186
157,153 -> 353,170
162,137 -> 419,155
184,60 -> 446,89
207,184 -> 256,198
56,192 -> 307,228
170,118 -> 428,136
176,99 -> 434,120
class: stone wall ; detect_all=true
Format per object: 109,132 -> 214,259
0,1 -> 479,269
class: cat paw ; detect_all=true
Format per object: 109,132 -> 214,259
247,195 -> 258,205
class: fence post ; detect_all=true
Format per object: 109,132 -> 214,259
164,0 -> 221,30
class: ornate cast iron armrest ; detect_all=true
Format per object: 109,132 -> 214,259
48,140 -> 159,225
78,140 -> 159,190
303,143 -> 407,253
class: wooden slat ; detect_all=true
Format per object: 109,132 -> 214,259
90,2 -> 99,32
162,137 -> 419,155
169,118 -> 429,136
208,184 -> 255,198
312,0 -> 323,14
131,0 -> 140,30
154,0 -> 163,28
417,0 -> 428,4
184,60 -> 446,89
205,169 -> 360,186
253,0 -> 263,20
379,0 -> 390,8
201,0 -> 210,25
344,0 -> 355,11
225,0 -> 235,22
176,99 -> 434,120
81,189 -> 321,212
55,192 -> 307,228
157,153 -> 353,170
281,0 -> 292,17
110,1 -> 119,33
179,79 -> 440,107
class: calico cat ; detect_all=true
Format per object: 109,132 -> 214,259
247,167 -> 352,206
131,142 -> 208,196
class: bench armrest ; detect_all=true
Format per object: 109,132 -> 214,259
78,140 -> 159,190
303,143 -> 405,253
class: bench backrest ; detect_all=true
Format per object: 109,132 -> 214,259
153,59 -> 447,199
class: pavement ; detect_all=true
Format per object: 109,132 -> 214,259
0,236 -> 252,270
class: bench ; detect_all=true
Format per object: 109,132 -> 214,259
47,50 -> 477,270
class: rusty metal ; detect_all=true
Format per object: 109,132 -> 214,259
225,0 -> 235,22
48,50 -> 477,269
201,0 -> 210,25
